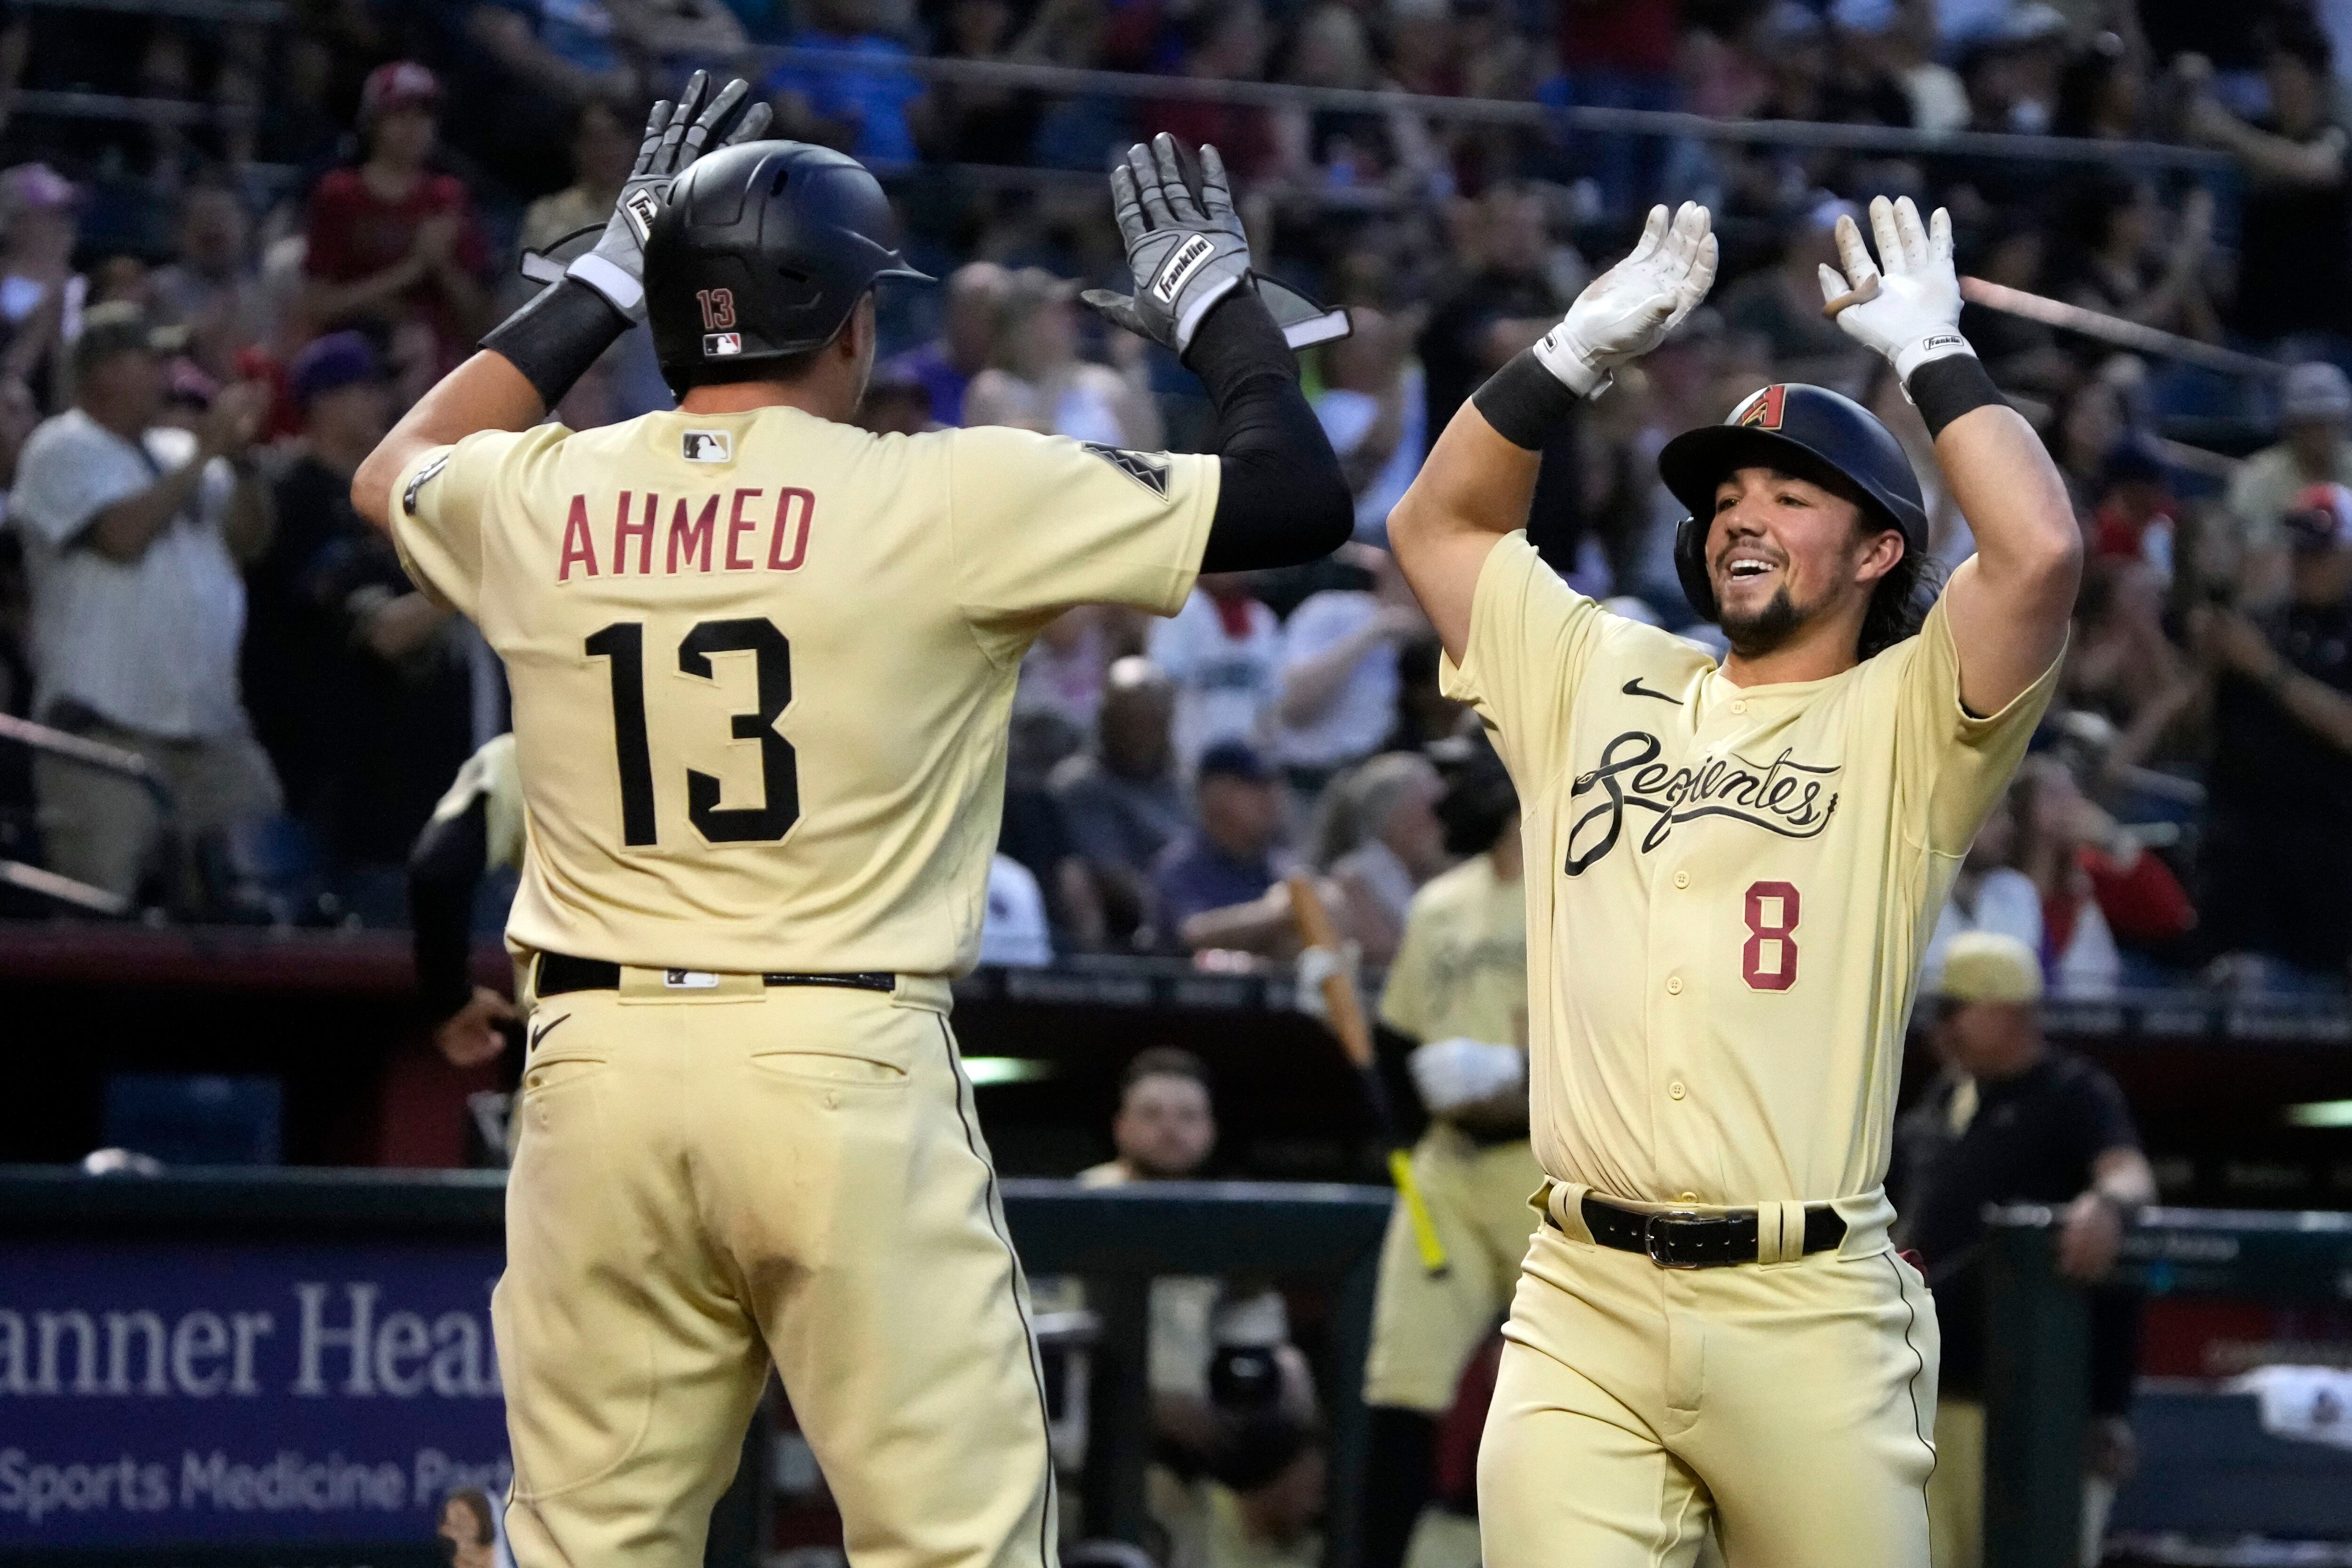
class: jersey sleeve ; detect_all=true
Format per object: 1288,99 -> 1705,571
945,425 -> 1218,638
1889,591 -> 2063,857
386,426 -> 558,620
1378,894 -> 1436,1041
1437,531 -> 1606,795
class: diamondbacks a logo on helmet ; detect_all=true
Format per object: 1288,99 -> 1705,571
622,188 -> 662,244
1151,234 -> 1216,305
704,332 -> 742,358
682,430 -> 732,463
1734,385 -> 1788,431
1080,442 -> 1171,498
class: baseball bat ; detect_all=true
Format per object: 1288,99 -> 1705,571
1286,873 -> 1451,1276
1957,276 -> 2285,380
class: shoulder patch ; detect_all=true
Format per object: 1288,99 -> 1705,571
403,453 -> 451,517
1079,442 -> 1170,498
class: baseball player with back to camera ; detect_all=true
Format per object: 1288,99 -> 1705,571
350,76 -> 1354,1568
1386,197 -> 2081,1567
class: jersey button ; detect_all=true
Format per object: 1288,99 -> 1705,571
1673,870 -> 1689,890
1731,699 -> 1748,714
1679,1192 -> 1699,1202
1666,975 -> 1683,995
1669,1081 -> 1687,1100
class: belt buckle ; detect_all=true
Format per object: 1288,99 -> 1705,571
1644,1210 -> 1705,1270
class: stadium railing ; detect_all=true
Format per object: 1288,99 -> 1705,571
0,711 -> 173,917
1982,1205 -> 2352,1568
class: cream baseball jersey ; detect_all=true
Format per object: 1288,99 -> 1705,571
1379,852 -> 1527,1049
1443,533 -> 2056,1207
389,407 -> 1216,974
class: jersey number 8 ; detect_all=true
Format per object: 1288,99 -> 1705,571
587,619 -> 799,846
1741,881 -> 1800,991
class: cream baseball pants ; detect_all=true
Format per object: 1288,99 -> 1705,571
1478,1185 -> 1939,1568
494,970 -> 1056,1568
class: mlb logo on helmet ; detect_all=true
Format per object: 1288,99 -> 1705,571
1734,385 -> 1788,431
705,332 -> 742,357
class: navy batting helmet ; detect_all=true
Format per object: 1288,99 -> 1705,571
1658,382 -> 1927,621
644,139 -> 931,395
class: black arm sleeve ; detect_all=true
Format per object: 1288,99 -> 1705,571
1191,293 -> 1355,572
409,793 -> 489,1026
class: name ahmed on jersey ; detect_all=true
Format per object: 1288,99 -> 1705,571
1564,728 -> 1841,875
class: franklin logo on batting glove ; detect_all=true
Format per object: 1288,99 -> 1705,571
1151,234 -> 1216,305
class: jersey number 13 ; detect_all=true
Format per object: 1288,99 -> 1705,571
586,619 -> 798,846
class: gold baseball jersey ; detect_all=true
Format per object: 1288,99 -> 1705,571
1379,851 -> 1528,1048
389,407 -> 1216,974
1442,532 -> 2057,1208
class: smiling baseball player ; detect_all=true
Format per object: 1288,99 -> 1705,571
1385,197 -> 2080,1566
352,87 -> 1351,1568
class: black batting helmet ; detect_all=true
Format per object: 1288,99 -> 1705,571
644,139 -> 931,395
1659,382 -> 1927,621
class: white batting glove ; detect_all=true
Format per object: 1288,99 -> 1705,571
1532,201 -> 1718,398
1818,195 -> 1972,382
1406,1038 -> 1525,1117
1292,942 -> 1361,1020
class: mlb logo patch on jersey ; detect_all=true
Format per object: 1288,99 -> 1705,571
683,430 -> 732,463
1733,385 -> 1788,430
663,969 -> 720,989
705,331 -> 743,357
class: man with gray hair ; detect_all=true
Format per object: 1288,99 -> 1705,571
8,302 -> 277,905
2226,361 -> 2352,596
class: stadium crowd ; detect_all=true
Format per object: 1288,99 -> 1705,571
0,0 -> 2351,996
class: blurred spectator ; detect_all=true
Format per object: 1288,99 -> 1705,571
1142,0 -> 1277,180
882,261 -> 1009,428
1053,657 -> 1190,947
2012,757 -> 2196,996
2224,362 -> 2352,601
1894,932 -> 2154,1568
1160,1414 -> 1327,1568
1270,545 -> 1428,792
2086,439 -> 2177,580
919,0 -> 1043,164
0,163 -> 83,412
980,852 -> 1054,965
2064,558 -> 2198,773
436,1488 -> 500,1568
1017,605 -> 1112,755
2048,176 -> 2219,350
2196,483 -> 2352,985
1322,750 -> 1448,965
7,304 -> 277,904
1551,0 -> 1681,221
1924,788 -> 2043,992
247,331 -> 478,916
963,269 -> 1161,447
1158,740 -> 1293,951
302,64 -> 491,377
1312,308 -> 1425,543
147,184 -> 270,383
1151,573 -> 1281,773
1718,197 -> 1871,389
768,0 -> 928,167
2051,28 -> 2148,143
855,359 -> 937,434
519,94 -> 640,254
2183,22 -> 2352,345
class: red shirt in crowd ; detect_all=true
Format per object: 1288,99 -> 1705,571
303,166 -> 488,366
1558,0 -> 1679,76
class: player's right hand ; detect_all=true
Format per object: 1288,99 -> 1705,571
1083,134 -> 1254,357
566,70 -> 772,324
1533,201 -> 1716,398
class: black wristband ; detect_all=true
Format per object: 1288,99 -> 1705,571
1471,349 -> 1581,451
1184,287 -> 1297,406
1907,352 -> 2004,439
480,278 -> 632,410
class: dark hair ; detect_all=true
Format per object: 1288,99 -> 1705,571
1858,524 -> 1943,661
1433,738 -> 1517,857
1122,1046 -> 1210,1098
2051,32 -> 2130,139
441,1489 -> 495,1546
2267,16 -> 2334,78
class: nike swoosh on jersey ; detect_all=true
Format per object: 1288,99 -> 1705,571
1621,677 -> 1682,704
528,1013 -> 571,1052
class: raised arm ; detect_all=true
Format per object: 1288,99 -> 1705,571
1819,198 -> 2081,713
1388,203 -> 1716,661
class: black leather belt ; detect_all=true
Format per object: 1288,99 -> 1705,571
535,953 -> 895,998
1549,1193 -> 1847,1269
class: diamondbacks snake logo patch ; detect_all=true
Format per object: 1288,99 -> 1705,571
1080,443 -> 1170,498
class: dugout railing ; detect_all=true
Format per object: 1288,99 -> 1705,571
0,1165 -> 1391,1568
1982,1204 -> 2352,1568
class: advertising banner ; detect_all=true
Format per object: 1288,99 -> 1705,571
0,1239 -> 508,1556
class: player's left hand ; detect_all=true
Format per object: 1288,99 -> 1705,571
566,69 -> 772,323
1083,134 -> 1254,357
435,986 -> 519,1069
2056,1188 -> 2124,1284
1818,195 -> 1972,382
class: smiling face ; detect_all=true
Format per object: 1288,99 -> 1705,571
1707,464 -> 1903,659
